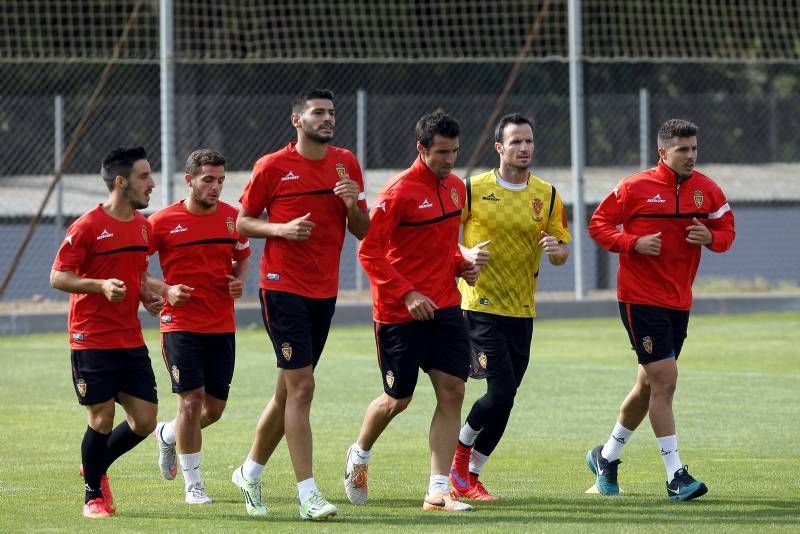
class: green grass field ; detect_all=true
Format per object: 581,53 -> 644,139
1,311 -> 798,532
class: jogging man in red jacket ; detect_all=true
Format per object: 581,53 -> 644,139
585,119 -> 735,501
343,110 -> 478,512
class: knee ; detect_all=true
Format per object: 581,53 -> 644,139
287,379 -> 315,405
202,402 -> 225,424
272,388 -> 287,407
129,414 -> 157,436
491,390 -> 515,413
632,382 -> 651,399
87,403 -> 115,433
88,413 -> 114,434
382,395 -> 411,417
650,378 -> 677,398
437,381 -> 465,406
179,391 -> 205,419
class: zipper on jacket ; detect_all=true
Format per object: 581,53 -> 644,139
435,183 -> 446,215
675,182 -> 681,215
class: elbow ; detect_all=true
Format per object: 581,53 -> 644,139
235,219 -> 250,237
50,270 -> 63,290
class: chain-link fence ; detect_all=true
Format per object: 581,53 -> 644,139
2,1 -> 799,301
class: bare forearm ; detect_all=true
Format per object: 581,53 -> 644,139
50,269 -> 104,294
347,208 -> 370,240
143,271 -> 168,296
232,258 -> 249,280
237,215 -> 287,239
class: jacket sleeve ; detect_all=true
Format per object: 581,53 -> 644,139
453,247 -> 467,275
357,192 -> 415,302
705,193 -> 735,253
589,182 -> 638,253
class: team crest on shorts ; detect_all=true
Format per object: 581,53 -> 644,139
226,216 -> 235,235
171,365 -> 180,384
450,188 -> 459,206
336,162 -> 347,178
532,198 -> 544,221
477,352 -> 488,370
281,342 -> 293,361
642,336 -> 653,354
141,225 -> 148,243
76,378 -> 87,397
693,190 -> 704,208
385,370 -> 395,389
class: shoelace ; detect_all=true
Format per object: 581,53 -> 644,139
247,479 -> 264,502
307,491 -> 329,509
188,483 -> 207,497
446,491 -> 462,501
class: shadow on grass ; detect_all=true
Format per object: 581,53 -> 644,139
121,496 -> 800,527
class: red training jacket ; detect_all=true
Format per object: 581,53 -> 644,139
589,159 -> 735,310
359,156 -> 467,324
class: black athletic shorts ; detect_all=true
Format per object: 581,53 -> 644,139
618,302 -> 690,365
374,306 -> 471,399
464,310 -> 534,382
161,331 -> 236,400
70,346 -> 158,406
259,289 -> 336,370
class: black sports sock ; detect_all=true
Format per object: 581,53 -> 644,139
81,426 -> 110,503
103,421 -> 147,472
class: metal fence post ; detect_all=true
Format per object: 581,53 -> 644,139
160,0 -> 175,207
54,94 -> 64,247
569,0 -> 586,300
639,87 -> 650,168
355,88 -> 367,291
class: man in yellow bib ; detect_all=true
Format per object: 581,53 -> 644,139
450,113 -> 571,500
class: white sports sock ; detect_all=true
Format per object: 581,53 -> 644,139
180,452 -> 202,489
160,420 -> 177,446
428,474 -> 450,496
242,456 -> 265,482
297,477 -> 319,503
601,421 -> 634,462
351,442 -> 372,464
468,449 -> 489,475
458,422 -> 481,447
657,435 -> 683,482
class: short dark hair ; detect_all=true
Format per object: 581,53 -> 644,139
494,113 -> 535,143
292,89 -> 335,114
657,119 -> 698,148
185,148 -> 226,176
415,110 -> 460,148
101,146 -> 147,192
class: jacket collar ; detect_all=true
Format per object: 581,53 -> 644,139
655,158 -> 694,185
412,155 -> 447,185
